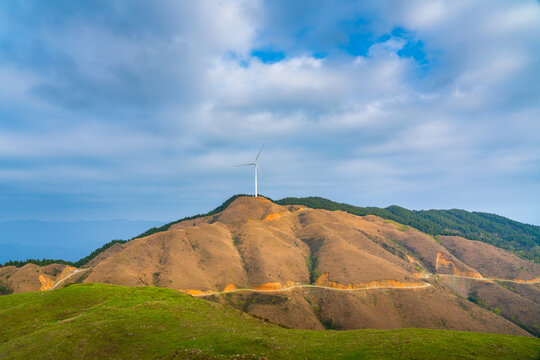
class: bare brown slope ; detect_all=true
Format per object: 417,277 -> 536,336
87,197 -> 426,289
233,220 -> 311,285
84,242 -> 126,268
76,196 -> 536,335
366,218 -> 483,278
313,284 -> 528,335
296,210 -> 416,284
86,222 -> 249,290
439,236 -> 540,280
469,281 -> 540,336
4,196 -> 537,336
210,284 -> 529,336
0,263 -> 78,293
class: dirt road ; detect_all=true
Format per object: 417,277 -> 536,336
192,282 -> 432,297
432,274 -> 539,284
49,268 -> 91,290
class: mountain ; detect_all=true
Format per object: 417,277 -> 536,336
5,194 -> 538,266
274,197 -> 540,262
1,283 -> 538,360
1,196 -> 538,337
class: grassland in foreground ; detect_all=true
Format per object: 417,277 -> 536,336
0,283 -> 538,360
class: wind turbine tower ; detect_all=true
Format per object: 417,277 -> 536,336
236,143 -> 264,197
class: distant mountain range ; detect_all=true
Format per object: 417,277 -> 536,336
0,220 -> 159,263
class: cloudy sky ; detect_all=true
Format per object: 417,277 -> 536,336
1,0 -> 539,226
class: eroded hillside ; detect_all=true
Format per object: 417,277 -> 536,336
1,196 -> 538,336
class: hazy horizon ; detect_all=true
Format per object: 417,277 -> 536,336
2,193 -> 539,225
0,219 -> 160,263
1,1 -> 539,228
1,193 -> 538,264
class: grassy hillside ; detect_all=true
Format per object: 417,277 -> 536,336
0,284 -> 538,360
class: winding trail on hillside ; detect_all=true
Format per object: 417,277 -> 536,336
49,268 -> 92,290
191,282 -> 433,297
432,273 -> 539,284
188,273 -> 539,298
45,268 -> 538,295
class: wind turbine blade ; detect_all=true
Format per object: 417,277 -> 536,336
255,143 -> 265,162
255,164 -> 264,179
234,163 -> 255,167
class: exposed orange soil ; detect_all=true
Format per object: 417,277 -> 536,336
262,213 -> 284,222
223,283 -> 237,291
38,274 -> 55,291
179,289 -> 217,296
315,272 -> 428,290
57,266 -> 77,280
39,266 -> 80,291
254,282 -> 284,291
180,283 -> 237,296
179,273 -> 535,297
315,273 -> 353,289
436,252 -> 483,279
180,281 -> 287,295
510,277 -> 540,283
183,279 -> 431,298
251,280 -> 300,290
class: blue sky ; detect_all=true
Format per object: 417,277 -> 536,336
0,0 -> 539,233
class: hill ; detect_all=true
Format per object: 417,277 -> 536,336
274,197 -> 540,262
2,196 -> 538,337
130,195 -> 540,262
3,194 -> 538,268
0,283 -> 538,360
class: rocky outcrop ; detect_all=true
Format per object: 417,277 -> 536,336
436,252 -> 483,278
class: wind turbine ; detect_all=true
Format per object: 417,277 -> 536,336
235,143 -> 264,197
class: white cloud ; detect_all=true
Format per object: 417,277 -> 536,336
0,0 -> 539,223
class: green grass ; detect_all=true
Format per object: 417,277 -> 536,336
0,284 -> 538,359
383,219 -> 411,232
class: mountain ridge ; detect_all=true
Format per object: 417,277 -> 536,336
2,194 -> 537,267
275,197 -> 540,262
1,195 -> 539,336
